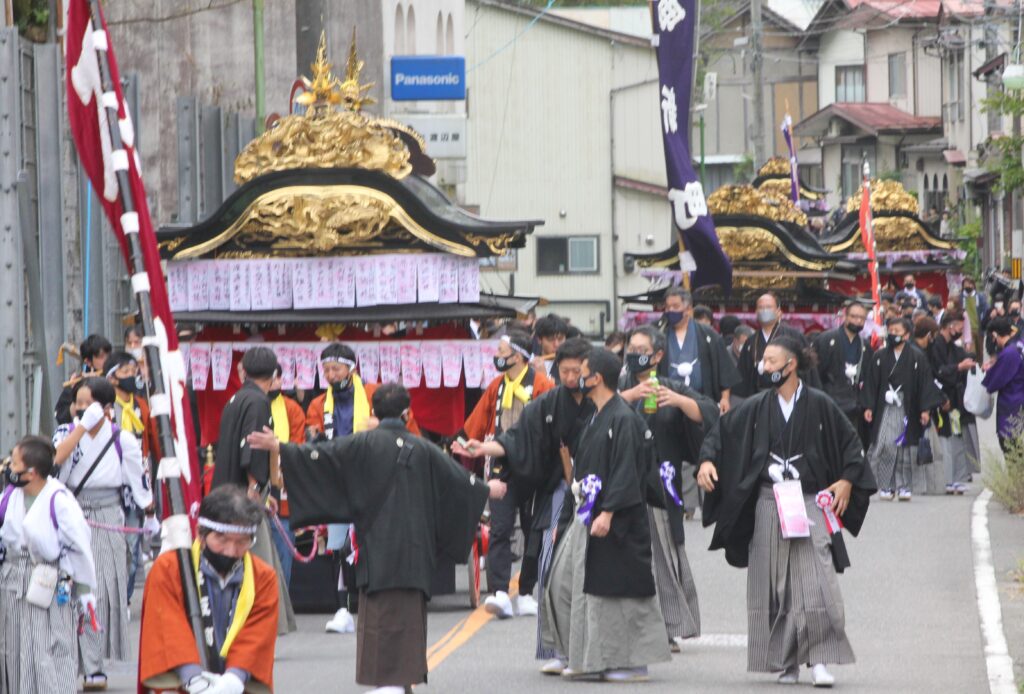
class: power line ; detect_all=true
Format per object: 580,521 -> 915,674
104,0 -> 249,26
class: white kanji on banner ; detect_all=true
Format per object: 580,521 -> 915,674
658,0 -> 686,33
669,181 -> 708,231
660,85 -> 678,134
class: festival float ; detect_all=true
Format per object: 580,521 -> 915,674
820,179 -> 964,301
157,35 -> 540,607
622,183 -> 860,333
752,157 -> 830,217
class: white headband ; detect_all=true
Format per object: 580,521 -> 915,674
321,357 -> 357,368
198,517 -> 259,536
501,335 -> 532,360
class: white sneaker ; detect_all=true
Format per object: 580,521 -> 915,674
83,674 -> 108,691
811,663 -> 835,687
879,489 -> 895,501
325,607 -> 356,633
540,658 -> 566,675
954,482 -> 969,495
484,591 -> 514,619
515,593 -> 538,616
603,667 -> 649,683
367,688 -> 406,694
898,487 -> 912,502
777,665 -> 799,685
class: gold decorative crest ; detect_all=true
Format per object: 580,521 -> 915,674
233,31 -> 411,184
844,179 -> 918,215
707,185 -> 809,228
715,225 -> 828,270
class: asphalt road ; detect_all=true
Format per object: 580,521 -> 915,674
109,420 -> 1006,693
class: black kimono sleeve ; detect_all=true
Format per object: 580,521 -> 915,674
914,355 -> 947,413
495,393 -> 555,488
820,393 -> 877,536
596,412 -> 646,514
279,437 -> 358,527
707,329 -> 742,397
430,445 -> 489,564
238,397 -> 272,486
734,340 -> 757,397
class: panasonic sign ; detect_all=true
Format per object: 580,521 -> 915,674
391,56 -> 466,101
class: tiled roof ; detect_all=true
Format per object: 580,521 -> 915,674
795,102 -> 942,136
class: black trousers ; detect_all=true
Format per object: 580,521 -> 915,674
486,478 -> 536,596
843,408 -> 871,451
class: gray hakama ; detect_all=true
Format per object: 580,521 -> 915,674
76,490 -> 130,675
869,403 -> 915,492
649,507 -> 700,640
535,481 -> 568,661
251,514 -> 297,635
747,486 -> 854,672
0,555 -> 78,694
541,520 -> 670,674
651,505 -> 700,642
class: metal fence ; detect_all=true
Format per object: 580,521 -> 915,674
0,28 -> 132,451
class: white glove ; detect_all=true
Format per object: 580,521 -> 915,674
206,672 -> 245,694
184,672 -> 222,694
79,402 -> 106,430
142,515 -> 161,538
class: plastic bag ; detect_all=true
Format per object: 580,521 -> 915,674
963,366 -> 993,419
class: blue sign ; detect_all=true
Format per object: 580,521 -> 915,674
391,56 -> 466,101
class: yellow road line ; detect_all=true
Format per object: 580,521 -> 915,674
426,573 -> 519,672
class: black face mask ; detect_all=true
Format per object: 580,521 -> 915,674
1012,310 -> 1021,319
202,545 -> 241,576
268,389 -> 281,401
845,323 -> 861,335
578,375 -> 595,397
664,311 -> 684,327
886,334 -> 904,349
117,376 -> 140,395
905,283 -> 915,290
331,378 -> 351,396
950,331 -> 963,342
757,362 -> 790,390
493,355 -> 514,373
625,352 -> 654,374
4,467 -> 29,488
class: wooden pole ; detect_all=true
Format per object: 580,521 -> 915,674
86,0 -> 208,668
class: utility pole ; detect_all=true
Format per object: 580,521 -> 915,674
253,0 -> 266,133
750,0 -> 766,168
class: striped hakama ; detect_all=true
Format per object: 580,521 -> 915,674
649,507 -> 700,641
76,490 -> 130,675
869,403 -> 915,492
747,486 -> 854,672
535,481 -> 568,660
0,555 -> 78,694
541,520 -> 671,674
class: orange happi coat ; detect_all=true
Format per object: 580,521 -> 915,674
138,550 -> 279,694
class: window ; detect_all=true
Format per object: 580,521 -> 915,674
840,144 -> 875,199
394,4 -> 405,54
888,53 -> 906,98
835,66 -> 865,103
946,50 -> 965,122
537,236 -> 599,274
406,5 -> 417,54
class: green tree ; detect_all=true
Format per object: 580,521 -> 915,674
981,90 -> 1024,194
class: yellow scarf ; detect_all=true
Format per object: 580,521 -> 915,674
116,395 -> 145,436
270,395 -> 290,443
324,373 -> 371,433
500,367 -> 531,411
191,540 -> 255,660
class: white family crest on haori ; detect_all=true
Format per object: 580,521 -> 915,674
658,0 -> 686,33
669,181 -> 708,230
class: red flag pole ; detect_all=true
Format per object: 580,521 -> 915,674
860,160 -> 882,324
78,0 -> 209,669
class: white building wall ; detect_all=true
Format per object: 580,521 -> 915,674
818,29 -> 864,108
464,3 -> 663,333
